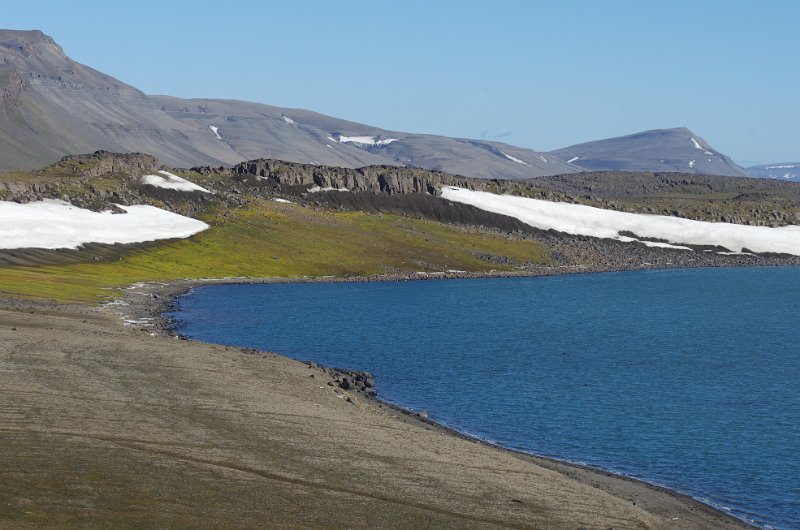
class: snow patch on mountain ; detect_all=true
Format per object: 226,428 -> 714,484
338,135 -> 398,147
0,200 -> 209,250
440,186 -> 800,256
141,171 -> 212,194
209,125 -> 222,140
501,152 -> 529,165
690,137 -> 713,155
282,116 -> 295,125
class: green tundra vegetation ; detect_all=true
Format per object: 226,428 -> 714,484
0,198 -> 551,302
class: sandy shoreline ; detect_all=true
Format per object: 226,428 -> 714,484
96,271 -> 758,529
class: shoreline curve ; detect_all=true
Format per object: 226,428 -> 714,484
113,270 -> 763,529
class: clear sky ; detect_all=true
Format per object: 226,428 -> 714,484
5,0 -> 798,165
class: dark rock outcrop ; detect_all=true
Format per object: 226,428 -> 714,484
50,151 -> 160,178
196,159 -> 482,196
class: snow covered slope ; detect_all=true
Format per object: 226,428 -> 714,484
440,187 -> 800,255
0,200 -> 208,249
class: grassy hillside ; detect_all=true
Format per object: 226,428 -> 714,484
0,199 -> 551,302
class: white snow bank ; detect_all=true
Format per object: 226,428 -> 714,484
567,156 -> 581,164
440,186 -> 800,256
282,116 -> 295,124
141,171 -> 212,194
209,125 -> 223,140
0,200 -> 209,250
500,151 -> 529,165
691,137 -> 713,155
326,135 -> 338,143
308,186 -> 349,193
689,160 -> 696,168
338,135 -> 398,146
272,198 -> 293,204
765,164 -> 798,169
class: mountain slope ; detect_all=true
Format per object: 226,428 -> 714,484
548,128 -> 747,176
0,29 -> 576,178
0,30 -> 243,169
746,163 -> 800,182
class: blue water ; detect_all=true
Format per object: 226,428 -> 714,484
170,267 -> 800,529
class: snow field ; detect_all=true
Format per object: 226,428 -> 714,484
440,186 -> 800,256
0,200 -> 209,250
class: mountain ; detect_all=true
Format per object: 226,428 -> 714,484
0,30 -> 755,180
0,29 -> 577,178
746,163 -> 800,182
548,128 -> 748,176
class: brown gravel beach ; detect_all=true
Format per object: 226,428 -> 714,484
0,280 -> 754,530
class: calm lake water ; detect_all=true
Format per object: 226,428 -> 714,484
170,267 -> 800,529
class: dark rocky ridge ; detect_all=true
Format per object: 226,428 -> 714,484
4,151 -> 799,228
197,158 -> 482,195
46,151 -> 160,178
200,157 -> 800,227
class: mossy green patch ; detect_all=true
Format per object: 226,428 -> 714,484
0,200 -> 551,302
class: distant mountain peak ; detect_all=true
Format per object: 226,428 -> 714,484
0,29 -> 64,62
746,163 -> 800,182
548,127 -> 746,177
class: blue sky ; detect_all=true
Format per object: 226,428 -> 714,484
5,0 -> 798,165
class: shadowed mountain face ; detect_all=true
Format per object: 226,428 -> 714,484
548,128 -> 748,176
746,163 -> 800,182
0,29 -> 577,178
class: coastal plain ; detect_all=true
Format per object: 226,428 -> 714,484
0,295 -> 750,529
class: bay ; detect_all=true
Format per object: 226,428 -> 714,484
170,267 -> 800,529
